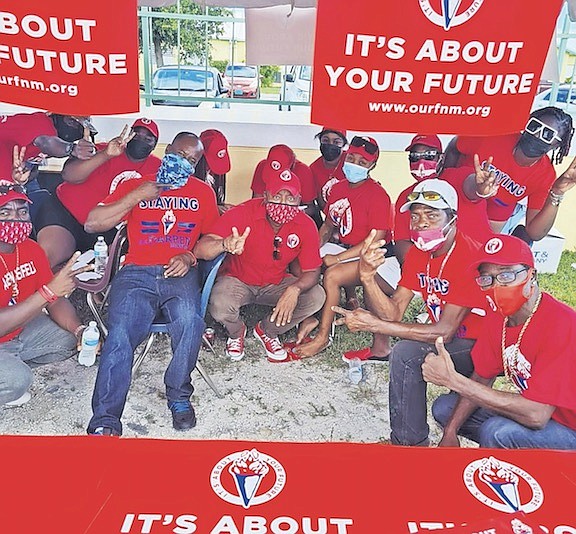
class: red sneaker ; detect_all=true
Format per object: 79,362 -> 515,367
253,322 -> 287,361
226,325 -> 246,362
342,347 -> 389,364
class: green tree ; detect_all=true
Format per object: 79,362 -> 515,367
259,65 -> 280,88
142,2 -> 230,67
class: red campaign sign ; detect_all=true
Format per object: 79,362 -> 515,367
2,436 -> 576,533
0,1 -> 139,115
311,0 -> 563,136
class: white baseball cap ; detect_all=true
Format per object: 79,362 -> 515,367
399,178 -> 458,213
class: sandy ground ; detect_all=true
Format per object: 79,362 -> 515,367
0,292 -> 455,445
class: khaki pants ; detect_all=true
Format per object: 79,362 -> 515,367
209,275 -> 326,338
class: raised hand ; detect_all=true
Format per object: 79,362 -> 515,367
71,127 -> 97,160
223,226 -> 251,255
422,336 -> 457,388
47,252 -> 93,297
473,153 -> 498,198
105,124 -> 135,158
359,229 -> 387,281
11,145 -> 32,185
552,155 -> 576,195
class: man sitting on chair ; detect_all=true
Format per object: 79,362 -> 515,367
84,132 -> 219,436
195,167 -> 325,363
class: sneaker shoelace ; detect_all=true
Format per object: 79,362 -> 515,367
170,401 -> 191,413
227,337 -> 244,352
263,333 -> 283,353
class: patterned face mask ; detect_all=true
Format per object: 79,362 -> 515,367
156,153 -> 195,189
265,202 -> 300,224
0,221 -> 33,244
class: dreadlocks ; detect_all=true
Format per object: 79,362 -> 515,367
531,106 -> 574,165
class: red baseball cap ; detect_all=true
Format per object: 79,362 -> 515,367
132,118 -> 159,139
319,126 -> 348,143
264,168 -> 301,197
473,235 -> 535,269
347,136 -> 379,162
405,134 -> 443,152
0,180 -> 31,207
266,144 -> 296,172
200,129 -> 231,174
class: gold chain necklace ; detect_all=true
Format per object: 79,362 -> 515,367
425,237 -> 457,295
0,245 -> 20,303
500,291 -> 543,383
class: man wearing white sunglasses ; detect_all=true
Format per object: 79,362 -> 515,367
444,106 -> 576,243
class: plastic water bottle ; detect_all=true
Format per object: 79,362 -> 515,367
348,357 -> 363,384
78,322 -> 100,367
94,236 -> 108,276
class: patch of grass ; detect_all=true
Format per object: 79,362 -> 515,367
538,249 -> 576,308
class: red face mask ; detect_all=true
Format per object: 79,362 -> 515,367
410,160 -> 439,181
0,221 -> 33,245
486,274 -> 535,316
265,202 -> 300,224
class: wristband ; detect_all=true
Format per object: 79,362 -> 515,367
475,189 -> 496,199
185,250 -> 197,266
38,285 -> 58,303
549,190 -> 564,207
74,324 -> 87,339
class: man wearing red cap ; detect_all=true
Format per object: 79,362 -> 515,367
195,167 -> 325,363
251,144 -> 322,227
34,119 -> 161,269
196,129 -> 233,213
295,135 -> 398,359
309,127 -> 348,209
394,133 -> 493,263
0,181 -> 89,407
424,234 -> 576,449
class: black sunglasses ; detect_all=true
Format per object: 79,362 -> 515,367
408,150 -> 439,163
350,136 -> 378,155
273,236 -> 282,260
0,184 -> 26,195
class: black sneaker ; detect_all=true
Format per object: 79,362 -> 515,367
90,426 -> 120,436
169,401 -> 196,431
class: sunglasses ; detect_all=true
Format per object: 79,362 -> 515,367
475,268 -> 529,289
273,236 -> 282,260
0,184 -> 26,195
406,190 -> 445,203
525,117 -> 562,144
408,150 -> 439,163
350,136 -> 378,155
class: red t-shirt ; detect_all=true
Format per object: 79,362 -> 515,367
456,134 -> 556,221
324,178 -> 393,246
393,168 -> 493,243
208,198 -> 322,286
400,232 -> 489,340
251,159 -> 317,203
473,293 -> 576,430
57,147 -> 161,224
0,239 -> 53,342
0,112 -> 56,178
102,175 -> 219,266
309,154 -> 346,203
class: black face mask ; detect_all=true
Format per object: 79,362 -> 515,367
125,138 -> 155,160
517,133 -> 552,159
320,143 -> 342,162
52,115 -> 84,143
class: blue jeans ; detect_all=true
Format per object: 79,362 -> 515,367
388,338 -> 475,446
433,392 -> 576,450
87,265 -> 204,435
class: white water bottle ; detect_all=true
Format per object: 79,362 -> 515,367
93,236 -> 108,275
78,321 -> 100,367
348,357 -> 363,384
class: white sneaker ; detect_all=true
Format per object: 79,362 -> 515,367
5,391 -> 31,407
226,325 -> 246,361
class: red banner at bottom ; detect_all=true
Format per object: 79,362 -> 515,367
1,435 -> 574,533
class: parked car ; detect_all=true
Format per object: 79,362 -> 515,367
284,65 -> 312,103
150,65 -> 228,107
223,64 -> 260,99
532,83 -> 576,111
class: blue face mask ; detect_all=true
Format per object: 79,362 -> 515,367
156,153 -> 195,189
343,161 -> 369,183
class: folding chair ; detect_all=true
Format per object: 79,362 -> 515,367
131,253 -> 227,399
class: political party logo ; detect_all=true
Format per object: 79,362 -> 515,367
141,118 -> 152,124
280,170 -> 292,181
419,0 -> 484,30
271,160 -> 282,171
217,149 -> 226,159
109,170 -> 142,194
211,448 -> 286,509
464,456 -> 543,514
287,233 -> 300,248
328,198 -> 352,237
484,237 -> 504,255
161,209 -> 176,235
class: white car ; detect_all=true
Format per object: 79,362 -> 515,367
284,65 -> 312,103
532,84 -> 576,111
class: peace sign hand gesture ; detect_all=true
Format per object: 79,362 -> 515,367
473,153 -> 498,198
11,145 -> 32,185
552,154 -> 576,195
223,226 -> 251,255
106,124 -> 135,158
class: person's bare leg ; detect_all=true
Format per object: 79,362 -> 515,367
365,274 -> 396,357
36,225 -> 76,271
295,262 -> 359,357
